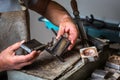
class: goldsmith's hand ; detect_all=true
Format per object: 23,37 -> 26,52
57,17 -> 78,50
0,41 -> 40,72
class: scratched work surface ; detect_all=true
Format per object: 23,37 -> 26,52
21,50 -> 81,80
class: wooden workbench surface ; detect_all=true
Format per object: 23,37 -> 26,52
21,50 -> 81,80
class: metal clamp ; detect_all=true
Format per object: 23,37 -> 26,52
80,46 -> 99,63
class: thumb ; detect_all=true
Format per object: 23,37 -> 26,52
9,40 -> 25,51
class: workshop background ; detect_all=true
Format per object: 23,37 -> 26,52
6,0 -> 120,80
29,0 -> 120,43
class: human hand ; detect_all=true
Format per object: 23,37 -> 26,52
57,17 -> 78,50
0,40 -> 40,72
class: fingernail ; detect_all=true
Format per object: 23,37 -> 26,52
56,36 -> 59,39
68,47 -> 71,51
37,50 -> 41,53
21,40 -> 25,44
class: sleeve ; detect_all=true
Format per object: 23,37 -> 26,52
24,0 -> 51,15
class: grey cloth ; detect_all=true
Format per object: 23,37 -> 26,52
0,0 -> 21,12
0,0 -> 30,53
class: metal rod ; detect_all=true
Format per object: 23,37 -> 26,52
71,0 -> 89,47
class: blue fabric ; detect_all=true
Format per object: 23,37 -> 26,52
0,0 -> 21,12
39,17 -> 59,31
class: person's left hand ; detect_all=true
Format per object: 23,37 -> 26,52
56,17 -> 78,50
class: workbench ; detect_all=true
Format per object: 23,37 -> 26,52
7,46 -> 109,80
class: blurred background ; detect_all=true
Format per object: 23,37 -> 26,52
29,0 -> 120,43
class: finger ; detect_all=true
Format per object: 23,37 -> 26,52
13,51 -> 39,64
68,29 -> 78,50
8,40 -> 25,51
68,34 -> 78,50
56,25 -> 65,39
68,37 -> 74,50
68,44 -> 73,50
14,55 -> 37,70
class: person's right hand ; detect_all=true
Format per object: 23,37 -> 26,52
0,40 -> 40,72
